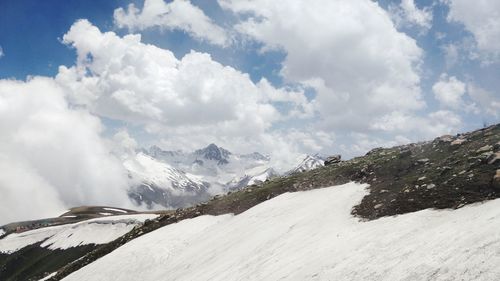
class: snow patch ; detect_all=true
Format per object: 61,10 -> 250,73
38,272 -> 57,281
0,214 -> 157,253
64,182 -> 500,281
103,208 -> 129,213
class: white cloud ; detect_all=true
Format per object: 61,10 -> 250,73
445,0 -> 500,63
56,20 -> 316,169
432,74 -> 466,109
220,0 -> 425,133
114,0 -> 230,47
467,84 -> 500,117
370,110 -> 462,138
0,46 -> 4,58
0,77 -> 132,224
389,0 -> 433,33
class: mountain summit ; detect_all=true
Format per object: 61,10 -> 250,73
194,143 -> 232,164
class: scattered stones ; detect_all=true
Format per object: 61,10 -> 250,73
426,183 -> 436,189
418,176 -> 427,181
494,141 -> 500,151
399,148 -> 411,157
374,203 -> 383,209
366,147 -> 384,156
324,154 -> 341,166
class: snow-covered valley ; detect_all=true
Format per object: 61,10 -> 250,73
63,182 -> 500,281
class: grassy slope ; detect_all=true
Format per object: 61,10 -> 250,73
4,124 -> 499,281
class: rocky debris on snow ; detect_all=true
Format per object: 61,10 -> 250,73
324,155 -> 341,166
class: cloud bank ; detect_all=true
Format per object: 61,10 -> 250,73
0,77 -> 131,224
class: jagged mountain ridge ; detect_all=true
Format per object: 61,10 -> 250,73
128,143 -> 322,209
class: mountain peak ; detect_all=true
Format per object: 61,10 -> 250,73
195,143 -> 231,163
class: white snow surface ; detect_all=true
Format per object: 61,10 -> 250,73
124,152 -> 205,194
38,272 -> 57,281
63,182 -> 500,281
103,207 -> 129,213
0,214 -> 157,253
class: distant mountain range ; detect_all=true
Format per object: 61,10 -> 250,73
124,144 -> 324,209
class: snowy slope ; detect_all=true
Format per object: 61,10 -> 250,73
124,152 -> 206,192
0,214 -> 157,254
63,182 -> 500,281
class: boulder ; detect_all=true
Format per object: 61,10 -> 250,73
324,155 -> 341,166
476,145 -> 493,154
488,152 -> 500,165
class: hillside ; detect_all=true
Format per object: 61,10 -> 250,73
0,124 -> 499,280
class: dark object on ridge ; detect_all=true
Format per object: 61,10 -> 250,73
324,155 -> 341,166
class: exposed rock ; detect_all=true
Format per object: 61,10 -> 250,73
365,147 -> 383,156
426,183 -> 436,189
451,138 -> 466,145
488,152 -> 500,165
324,155 -> 341,166
416,158 -> 429,164
436,135 -> 453,142
494,141 -> 500,151
476,145 -> 493,154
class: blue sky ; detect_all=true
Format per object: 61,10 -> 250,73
0,0 -> 499,158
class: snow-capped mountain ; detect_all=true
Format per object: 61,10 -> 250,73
226,167 -> 279,190
126,144 -> 277,209
288,154 -> 325,174
124,153 -> 210,209
126,144 -> 327,210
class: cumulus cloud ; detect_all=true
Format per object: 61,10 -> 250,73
467,84 -> 500,117
219,0 -> 425,134
0,77 -> 132,224
114,0 -> 230,47
444,0 -> 500,63
370,110 -> 462,138
55,19 -> 317,169
432,74 -> 466,109
389,0 -> 433,33
0,46 -> 4,58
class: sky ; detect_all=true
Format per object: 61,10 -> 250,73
0,0 -> 499,222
